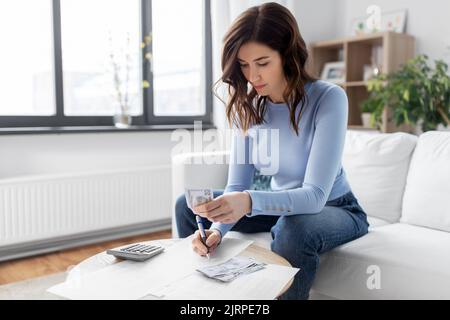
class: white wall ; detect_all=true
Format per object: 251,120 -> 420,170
0,130 -> 222,179
293,0 -> 339,45
0,132 -> 176,179
334,0 -> 450,65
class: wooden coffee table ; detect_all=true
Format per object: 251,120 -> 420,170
67,238 -> 294,299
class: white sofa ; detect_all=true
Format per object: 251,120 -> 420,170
171,130 -> 450,299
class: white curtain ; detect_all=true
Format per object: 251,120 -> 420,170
210,0 -> 295,137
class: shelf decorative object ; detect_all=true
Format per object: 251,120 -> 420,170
321,61 -> 346,84
109,32 -> 133,128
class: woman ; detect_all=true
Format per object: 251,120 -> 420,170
175,2 -> 369,300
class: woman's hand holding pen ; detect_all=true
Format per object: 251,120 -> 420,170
193,192 -> 252,224
192,229 -> 221,257
192,192 -> 251,257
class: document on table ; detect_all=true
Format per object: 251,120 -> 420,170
151,264 -> 299,300
47,237 -> 252,300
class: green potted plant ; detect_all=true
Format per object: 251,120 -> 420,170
362,54 -> 450,132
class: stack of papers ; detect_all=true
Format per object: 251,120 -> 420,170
151,264 -> 299,300
196,257 -> 266,282
47,237 -> 253,300
47,236 -> 300,300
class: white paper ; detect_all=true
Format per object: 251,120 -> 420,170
47,237 -> 252,300
153,264 -> 299,300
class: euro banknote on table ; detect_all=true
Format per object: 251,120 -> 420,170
196,256 -> 266,282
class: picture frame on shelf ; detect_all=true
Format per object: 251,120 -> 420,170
350,16 -> 368,36
349,8 -> 407,36
321,61 -> 346,84
381,9 -> 407,33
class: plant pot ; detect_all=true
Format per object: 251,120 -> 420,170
114,113 -> 132,128
361,112 -> 373,128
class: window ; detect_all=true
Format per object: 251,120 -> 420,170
0,0 -> 55,116
152,0 -> 204,117
143,0 -> 212,125
0,0 -> 212,128
60,0 -> 142,117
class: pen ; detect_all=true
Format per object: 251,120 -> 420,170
195,215 -> 210,259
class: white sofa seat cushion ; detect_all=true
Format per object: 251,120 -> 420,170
342,131 -> 417,223
366,216 -> 390,229
401,131 -> 450,232
312,223 -> 450,299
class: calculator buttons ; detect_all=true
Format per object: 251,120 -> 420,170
107,243 -> 165,262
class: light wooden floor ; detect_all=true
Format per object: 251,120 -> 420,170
0,229 -> 172,285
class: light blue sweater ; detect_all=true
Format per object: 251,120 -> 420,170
211,80 -> 352,237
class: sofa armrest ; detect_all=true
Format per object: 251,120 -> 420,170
171,151 -> 229,237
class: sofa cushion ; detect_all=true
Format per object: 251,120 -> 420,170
401,131 -> 450,232
250,169 -> 272,191
312,223 -> 450,299
228,222 -> 450,299
366,216 -> 390,229
342,130 -> 417,223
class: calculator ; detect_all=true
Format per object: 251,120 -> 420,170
106,243 -> 165,262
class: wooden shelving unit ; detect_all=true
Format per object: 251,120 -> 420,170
307,31 -> 416,133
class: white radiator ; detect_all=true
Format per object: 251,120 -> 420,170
0,166 -> 172,249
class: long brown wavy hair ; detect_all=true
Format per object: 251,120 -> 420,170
213,2 -> 316,135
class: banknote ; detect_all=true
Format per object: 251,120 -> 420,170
185,188 -> 214,210
196,256 -> 266,282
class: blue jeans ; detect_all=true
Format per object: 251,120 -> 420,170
175,190 -> 369,300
